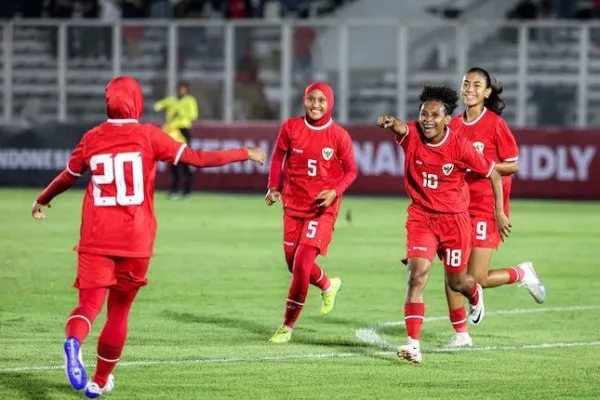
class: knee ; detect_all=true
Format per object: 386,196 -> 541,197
447,273 -> 469,292
406,259 -> 430,290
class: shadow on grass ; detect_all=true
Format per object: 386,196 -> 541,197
0,373 -> 74,400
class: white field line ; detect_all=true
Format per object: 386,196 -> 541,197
0,305 -> 599,373
355,304 -> 600,350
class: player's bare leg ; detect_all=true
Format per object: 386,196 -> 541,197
64,288 -> 108,391
85,288 -> 139,398
397,257 -> 431,364
446,271 -> 484,326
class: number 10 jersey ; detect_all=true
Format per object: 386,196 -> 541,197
67,119 -> 186,258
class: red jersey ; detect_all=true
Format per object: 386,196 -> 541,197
37,76 -> 250,258
268,116 -> 357,218
450,108 -> 519,218
67,120 -> 188,257
399,122 -> 495,214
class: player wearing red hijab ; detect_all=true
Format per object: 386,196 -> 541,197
32,76 -> 265,398
265,82 -> 358,343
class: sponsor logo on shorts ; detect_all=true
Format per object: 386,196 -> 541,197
412,246 -> 428,251
283,241 -> 295,246
322,147 -> 334,161
292,148 -> 303,153
442,163 -> 454,176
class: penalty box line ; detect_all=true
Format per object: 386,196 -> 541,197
1,305 -> 599,373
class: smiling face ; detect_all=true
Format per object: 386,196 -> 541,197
461,71 -> 491,109
304,89 -> 328,121
418,100 -> 451,142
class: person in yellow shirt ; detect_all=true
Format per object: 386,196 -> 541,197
154,81 -> 199,199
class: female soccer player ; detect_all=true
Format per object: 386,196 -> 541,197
377,84 -> 510,364
265,81 -> 358,343
443,68 -> 546,349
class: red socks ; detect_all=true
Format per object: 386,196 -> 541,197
507,266 -> 524,284
404,303 -> 425,340
285,249 -> 331,291
449,307 -> 468,333
310,264 -> 331,291
93,288 -> 139,387
283,245 -> 319,328
467,284 -> 480,306
65,288 -> 108,344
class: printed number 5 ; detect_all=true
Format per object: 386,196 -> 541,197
476,221 -> 487,240
306,221 -> 318,238
308,159 -> 317,176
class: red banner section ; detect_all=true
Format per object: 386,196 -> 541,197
156,123 -> 600,199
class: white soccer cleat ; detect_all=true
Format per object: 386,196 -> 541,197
518,261 -> 546,304
397,344 -> 422,364
468,284 -> 485,325
84,374 -> 115,399
444,333 -> 473,349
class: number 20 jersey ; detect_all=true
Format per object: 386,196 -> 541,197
399,122 -> 495,214
67,120 -> 186,258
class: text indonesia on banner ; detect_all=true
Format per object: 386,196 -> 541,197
154,122 -> 599,199
0,122 -> 597,199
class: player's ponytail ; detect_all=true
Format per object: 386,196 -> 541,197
467,67 -> 506,116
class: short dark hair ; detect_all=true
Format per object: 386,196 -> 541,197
419,84 -> 459,115
177,81 -> 190,89
467,67 -> 505,116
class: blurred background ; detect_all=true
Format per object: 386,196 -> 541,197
0,0 -> 599,199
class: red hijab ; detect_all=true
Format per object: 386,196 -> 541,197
304,81 -> 334,127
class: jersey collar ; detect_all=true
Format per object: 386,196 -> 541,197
303,117 -> 333,131
425,127 -> 450,147
107,119 -> 138,124
461,107 -> 487,126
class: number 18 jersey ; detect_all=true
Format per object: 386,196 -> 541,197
399,122 -> 495,214
67,119 -> 186,258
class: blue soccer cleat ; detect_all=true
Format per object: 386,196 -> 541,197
63,337 -> 87,391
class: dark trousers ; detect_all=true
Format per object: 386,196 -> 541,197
170,128 -> 193,195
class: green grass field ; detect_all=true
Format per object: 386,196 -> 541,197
1,189 -> 600,399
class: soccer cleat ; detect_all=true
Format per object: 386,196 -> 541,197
467,284 -> 485,325
320,277 -> 342,315
518,261 -> 546,304
84,374 -> 115,398
269,325 -> 292,343
397,344 -> 422,364
63,337 -> 87,391
444,333 -> 473,349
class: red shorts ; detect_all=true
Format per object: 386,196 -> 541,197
75,252 -> 150,291
471,216 -> 502,249
405,206 -> 472,272
283,213 -> 336,256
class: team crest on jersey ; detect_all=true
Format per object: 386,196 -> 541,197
442,163 -> 454,176
322,147 -> 334,161
473,141 -> 484,154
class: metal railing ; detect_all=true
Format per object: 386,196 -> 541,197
0,19 -> 597,127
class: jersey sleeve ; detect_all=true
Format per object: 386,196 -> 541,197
458,138 -> 495,178
333,129 -> 358,195
66,137 -> 87,177
494,118 -> 519,162
397,122 -> 415,151
267,120 -> 290,189
150,125 -> 187,165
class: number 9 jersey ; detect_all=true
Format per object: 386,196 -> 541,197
67,120 -> 187,258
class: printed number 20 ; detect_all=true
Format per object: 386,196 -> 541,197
90,152 -> 144,206
308,159 -> 317,176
